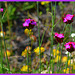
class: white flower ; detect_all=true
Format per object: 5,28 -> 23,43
71,33 -> 75,37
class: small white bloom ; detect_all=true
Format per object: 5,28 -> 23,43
71,33 -> 75,37
65,51 -> 71,56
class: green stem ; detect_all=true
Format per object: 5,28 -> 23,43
0,37 -> 3,73
51,2 -> 54,73
1,21 -> 10,73
56,43 -> 60,73
37,2 -> 41,73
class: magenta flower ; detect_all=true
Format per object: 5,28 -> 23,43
62,14 -> 74,24
0,8 -> 3,12
54,33 -> 64,43
64,42 -> 75,52
23,19 -> 37,29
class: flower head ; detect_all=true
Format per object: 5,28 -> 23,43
5,50 -> 11,57
21,46 -> 31,57
23,19 -> 37,29
41,1 -> 50,5
0,8 -> 3,12
54,55 -> 60,63
20,65 -> 31,72
34,47 -> 45,55
53,49 -> 60,57
54,33 -> 64,43
62,14 -> 74,24
62,56 -> 67,63
64,42 -> 75,52
0,31 -> 5,37
63,68 -> 70,74
30,35 -> 37,42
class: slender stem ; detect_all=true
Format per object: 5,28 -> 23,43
37,2 -> 41,73
56,43 -> 60,73
54,2 -> 56,23
65,52 -> 69,73
40,30 -> 45,46
51,2 -> 54,73
0,37 -> 4,73
1,21 -> 10,73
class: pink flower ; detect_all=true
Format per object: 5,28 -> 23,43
62,14 -> 74,24
54,33 -> 64,43
23,19 -> 37,29
64,42 -> 75,52
0,8 -> 3,12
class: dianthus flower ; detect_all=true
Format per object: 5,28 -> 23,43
23,19 -> 37,29
34,47 -> 45,55
54,33 -> 64,43
0,8 -> 3,12
64,42 -> 75,52
62,14 -> 74,24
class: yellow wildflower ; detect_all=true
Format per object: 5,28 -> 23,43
5,50 -> 11,57
62,56 -> 67,63
21,47 -> 31,57
72,64 -> 75,70
41,1 -> 50,5
0,31 -> 5,37
63,68 -> 70,74
21,50 -> 27,57
54,55 -> 60,63
53,49 -> 60,57
34,47 -> 45,55
24,28 -> 33,36
20,65 -> 31,72
68,60 -> 71,66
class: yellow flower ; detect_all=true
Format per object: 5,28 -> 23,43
41,1 -> 50,5
63,68 -> 70,74
72,64 -> 75,70
62,56 -> 67,63
20,65 -> 31,72
53,49 -> 60,57
68,60 -> 71,66
21,48 -> 31,57
0,31 -> 5,37
34,47 -> 45,55
5,50 -> 11,57
54,55 -> 60,63
24,28 -> 33,36
21,50 -> 27,57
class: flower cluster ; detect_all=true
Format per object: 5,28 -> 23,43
62,14 -> 74,24
20,65 -> 31,72
23,19 -> 37,29
53,49 -> 60,57
63,68 -> 70,74
64,42 -> 75,52
54,33 -> 64,43
21,46 -> 31,57
34,47 -> 45,55
41,1 -> 50,5
24,28 -> 33,36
